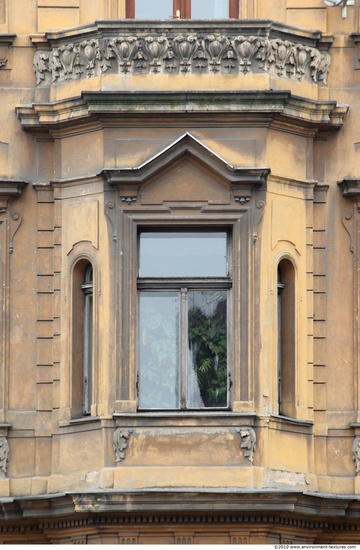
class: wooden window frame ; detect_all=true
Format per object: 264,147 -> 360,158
137,229 -> 232,412
72,259 -> 94,418
125,0 -> 239,19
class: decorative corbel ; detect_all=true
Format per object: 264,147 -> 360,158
113,428 -> 133,464
236,427 -> 256,463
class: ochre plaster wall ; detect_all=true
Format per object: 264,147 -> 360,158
0,0 -> 360,541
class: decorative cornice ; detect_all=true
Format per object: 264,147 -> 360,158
350,32 -> 360,44
0,180 -> 27,212
338,178 -> 360,211
31,20 -> 332,87
0,34 -> 15,69
1,490 -> 360,522
16,91 -> 348,135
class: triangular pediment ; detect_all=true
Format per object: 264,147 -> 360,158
102,133 -> 269,204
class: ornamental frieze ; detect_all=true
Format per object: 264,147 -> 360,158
33,28 -> 330,86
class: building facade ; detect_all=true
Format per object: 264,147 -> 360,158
1,0 -> 360,543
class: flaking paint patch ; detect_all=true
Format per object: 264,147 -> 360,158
264,469 -> 307,488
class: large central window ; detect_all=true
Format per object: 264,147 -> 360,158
138,230 -> 231,410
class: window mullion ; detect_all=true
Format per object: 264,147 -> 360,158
179,288 -> 188,410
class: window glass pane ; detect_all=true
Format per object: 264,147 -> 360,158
188,290 -> 227,408
191,0 -> 229,18
135,0 -> 173,18
139,232 -> 227,277
139,292 -> 179,408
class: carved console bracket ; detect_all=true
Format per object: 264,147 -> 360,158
253,198 -> 267,244
339,179 -> 360,252
342,212 -> 354,253
0,180 -> 26,213
113,428 -> 133,464
105,200 -> 117,242
9,213 -> 22,254
236,427 -> 256,463
0,34 -> 15,69
32,21 -> 331,87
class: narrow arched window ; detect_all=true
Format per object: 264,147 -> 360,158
81,264 -> 93,415
72,260 -> 93,417
277,259 -> 296,418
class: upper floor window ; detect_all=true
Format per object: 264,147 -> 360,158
137,230 -> 231,411
126,0 -> 238,19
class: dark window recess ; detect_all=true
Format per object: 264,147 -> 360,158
277,259 -> 296,418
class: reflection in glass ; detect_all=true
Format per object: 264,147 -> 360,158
139,232 -> 227,277
135,0 -> 173,18
139,292 -> 179,408
81,264 -> 93,416
191,0 -> 229,18
188,290 -> 227,408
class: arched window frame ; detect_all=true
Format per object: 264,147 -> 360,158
71,257 -> 96,418
81,263 -> 93,415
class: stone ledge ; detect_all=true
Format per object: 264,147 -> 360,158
16,90 -> 349,136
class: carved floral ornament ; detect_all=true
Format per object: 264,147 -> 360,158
113,428 -> 133,463
236,427 -> 256,463
33,32 -> 330,86
353,436 -> 360,475
0,437 -> 9,475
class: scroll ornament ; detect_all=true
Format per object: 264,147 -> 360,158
33,33 -> 330,86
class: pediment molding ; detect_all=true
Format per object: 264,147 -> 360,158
101,133 -> 270,205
